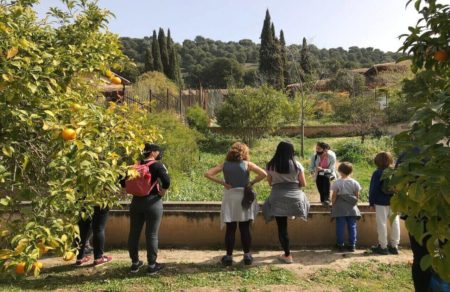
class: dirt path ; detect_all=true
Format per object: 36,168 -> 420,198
41,248 -> 412,278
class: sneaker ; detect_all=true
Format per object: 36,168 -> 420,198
94,255 -> 113,266
221,255 -> 233,267
130,260 -> 144,273
346,245 -> 356,252
243,254 -> 253,265
84,245 -> 93,255
278,254 -> 293,264
388,245 -> 399,255
371,245 -> 389,255
335,244 -> 345,252
147,263 -> 165,275
75,256 -> 91,266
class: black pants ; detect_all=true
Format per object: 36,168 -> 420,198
225,221 -> 251,256
409,233 -> 432,292
128,195 -> 163,265
316,175 -> 330,203
276,216 -> 290,256
77,206 -> 109,260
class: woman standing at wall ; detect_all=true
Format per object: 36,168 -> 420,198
263,141 -> 310,263
204,142 -> 267,266
308,142 -> 337,206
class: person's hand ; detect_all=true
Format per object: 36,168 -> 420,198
317,166 -> 323,171
223,182 -> 232,190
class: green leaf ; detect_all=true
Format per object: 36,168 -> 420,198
2,146 -> 14,157
420,254 -> 432,271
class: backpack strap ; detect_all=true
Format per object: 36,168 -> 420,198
143,160 -> 160,193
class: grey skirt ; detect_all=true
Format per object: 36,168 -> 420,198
263,183 -> 310,222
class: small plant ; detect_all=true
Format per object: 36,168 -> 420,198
186,106 -> 209,133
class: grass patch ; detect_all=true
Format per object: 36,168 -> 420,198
308,260 -> 412,291
0,263 -> 296,292
167,135 -> 389,202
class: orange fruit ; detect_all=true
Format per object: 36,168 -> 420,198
15,262 -> 25,275
61,128 -> 76,141
111,76 -> 122,85
32,261 -> 43,270
70,103 -> 82,112
105,70 -> 113,78
63,251 -> 75,261
38,245 -> 49,254
434,50 -> 448,62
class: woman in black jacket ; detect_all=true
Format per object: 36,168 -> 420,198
125,143 -> 170,274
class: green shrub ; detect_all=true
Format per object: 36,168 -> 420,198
146,111 -> 201,174
186,105 -> 209,133
334,136 -> 393,163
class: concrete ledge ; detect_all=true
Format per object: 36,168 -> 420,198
105,202 -> 409,248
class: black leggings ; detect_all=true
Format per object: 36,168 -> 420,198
225,221 -> 251,256
77,206 -> 109,260
316,175 -> 331,203
276,216 -> 290,256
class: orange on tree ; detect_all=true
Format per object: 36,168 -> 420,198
32,262 -> 43,270
433,50 -> 448,62
63,251 -> 75,261
61,128 -> 76,141
105,70 -> 113,78
111,76 -> 122,85
15,262 -> 25,275
70,103 -> 82,112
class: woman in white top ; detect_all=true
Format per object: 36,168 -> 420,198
204,142 -> 266,266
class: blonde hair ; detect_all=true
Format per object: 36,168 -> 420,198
226,142 -> 249,162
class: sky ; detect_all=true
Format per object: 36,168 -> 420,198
35,0 -> 448,52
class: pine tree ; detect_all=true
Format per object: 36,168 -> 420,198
152,30 -> 163,72
144,47 -> 154,72
280,30 -> 290,87
158,28 -> 170,75
300,37 -> 312,81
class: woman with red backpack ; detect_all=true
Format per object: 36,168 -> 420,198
123,143 -> 170,274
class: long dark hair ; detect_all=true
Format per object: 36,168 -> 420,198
267,141 -> 298,174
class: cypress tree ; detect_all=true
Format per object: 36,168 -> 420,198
158,28 -> 170,75
300,37 -> 312,81
280,30 -> 290,86
270,23 -> 284,89
167,29 -> 173,58
152,30 -> 163,72
259,9 -> 273,80
169,45 -> 183,87
144,47 -> 154,72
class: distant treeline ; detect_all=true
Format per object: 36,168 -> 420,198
120,33 -> 402,88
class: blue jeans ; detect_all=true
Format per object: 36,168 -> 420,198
336,216 -> 357,246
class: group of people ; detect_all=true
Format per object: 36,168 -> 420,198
73,141 -> 400,275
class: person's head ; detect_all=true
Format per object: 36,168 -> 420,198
143,143 -> 162,160
226,142 -> 249,162
316,142 -> 330,155
374,151 -> 394,170
337,162 -> 353,177
267,141 -> 298,174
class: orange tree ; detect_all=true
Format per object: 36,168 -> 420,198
390,0 -> 449,281
0,0 -> 158,276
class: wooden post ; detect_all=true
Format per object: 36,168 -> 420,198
166,88 -> 169,110
149,89 -> 152,113
189,88 -> 192,107
179,88 -> 182,115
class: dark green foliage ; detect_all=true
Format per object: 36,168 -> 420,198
120,35 -> 403,88
158,28 -> 170,75
200,57 -> 244,88
168,45 -> 183,87
259,10 -> 284,89
280,30 -> 290,86
335,137 -> 393,163
300,37 -> 312,81
144,47 -> 153,72
152,30 -> 163,72
329,69 -> 366,96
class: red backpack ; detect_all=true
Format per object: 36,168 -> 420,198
125,161 -> 159,196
